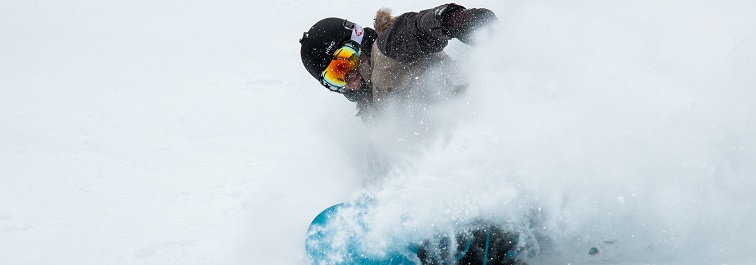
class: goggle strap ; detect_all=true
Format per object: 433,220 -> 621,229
350,24 -> 364,48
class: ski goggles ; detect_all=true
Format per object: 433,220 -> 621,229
320,44 -> 361,92
319,22 -> 365,93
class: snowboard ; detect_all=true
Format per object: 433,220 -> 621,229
305,201 -> 521,265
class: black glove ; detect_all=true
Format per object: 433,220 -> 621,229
441,5 -> 498,45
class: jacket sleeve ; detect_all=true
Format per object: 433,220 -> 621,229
376,4 -> 455,63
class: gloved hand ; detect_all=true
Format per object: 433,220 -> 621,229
441,4 -> 498,45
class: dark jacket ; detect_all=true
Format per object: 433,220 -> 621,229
350,5 -> 462,120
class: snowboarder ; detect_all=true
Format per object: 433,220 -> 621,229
299,5 -> 522,265
299,3 -> 497,122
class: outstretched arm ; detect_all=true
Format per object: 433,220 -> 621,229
376,4 -> 497,63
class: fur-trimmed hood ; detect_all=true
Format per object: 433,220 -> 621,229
374,8 -> 397,34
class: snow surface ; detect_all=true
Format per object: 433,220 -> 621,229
1,0 -> 755,264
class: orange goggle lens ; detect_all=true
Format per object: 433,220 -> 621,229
320,45 -> 360,91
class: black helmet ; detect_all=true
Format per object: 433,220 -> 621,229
299,18 -> 377,81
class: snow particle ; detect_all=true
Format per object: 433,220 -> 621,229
589,247 -> 599,255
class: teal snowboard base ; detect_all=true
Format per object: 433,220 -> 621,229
305,203 -> 416,264
305,202 -> 521,265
